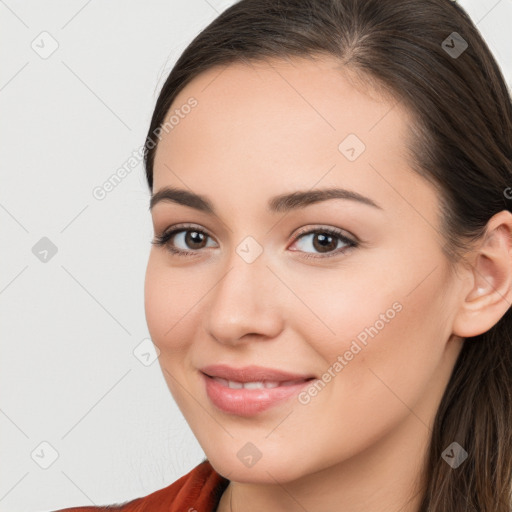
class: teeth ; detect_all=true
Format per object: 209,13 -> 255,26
243,381 -> 265,389
211,377 -> 305,389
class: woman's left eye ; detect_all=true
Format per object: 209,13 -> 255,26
289,228 -> 358,259
151,224 -> 358,259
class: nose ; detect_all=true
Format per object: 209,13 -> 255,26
204,253 -> 284,346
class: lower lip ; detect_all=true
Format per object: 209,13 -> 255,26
202,373 -> 313,417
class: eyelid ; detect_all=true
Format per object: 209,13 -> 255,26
163,222 -> 215,239
290,224 -> 358,244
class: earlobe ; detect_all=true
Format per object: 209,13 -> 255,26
452,211 -> 512,338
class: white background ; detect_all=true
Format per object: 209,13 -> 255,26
1,1 -> 511,511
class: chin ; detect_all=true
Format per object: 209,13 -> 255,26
206,450 -> 311,484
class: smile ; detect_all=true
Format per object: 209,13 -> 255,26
202,372 -> 315,416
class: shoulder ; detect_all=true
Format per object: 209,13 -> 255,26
52,459 -> 229,512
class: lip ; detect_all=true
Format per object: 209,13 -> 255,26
199,364 -> 316,417
200,364 -> 315,383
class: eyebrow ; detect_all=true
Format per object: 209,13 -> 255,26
149,186 -> 382,213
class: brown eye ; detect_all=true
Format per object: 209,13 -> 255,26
311,232 -> 338,253
151,225 -> 217,256
182,230 -> 208,250
290,227 -> 357,258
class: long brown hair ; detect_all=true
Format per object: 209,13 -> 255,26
143,1 -> 512,510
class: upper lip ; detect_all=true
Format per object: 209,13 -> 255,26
200,364 -> 315,383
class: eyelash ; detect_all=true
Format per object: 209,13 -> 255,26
151,223 -> 358,259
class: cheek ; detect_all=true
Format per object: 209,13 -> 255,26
295,250 -> 452,411
283,260 -> 403,361
144,258 -> 197,405
283,281 -> 450,468
144,252 -> 205,347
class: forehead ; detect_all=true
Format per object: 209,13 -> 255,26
152,56 -> 434,219
155,56 -> 405,160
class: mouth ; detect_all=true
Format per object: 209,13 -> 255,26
199,363 -> 316,383
199,365 -> 317,416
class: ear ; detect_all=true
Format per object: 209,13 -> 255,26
452,210 -> 512,338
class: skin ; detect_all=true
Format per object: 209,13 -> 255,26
144,56 -> 512,512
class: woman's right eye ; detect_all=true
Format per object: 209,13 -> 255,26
151,225 -> 217,256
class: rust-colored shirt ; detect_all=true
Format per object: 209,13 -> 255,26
53,460 -> 230,512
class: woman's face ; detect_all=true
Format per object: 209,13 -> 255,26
144,56 -> 466,484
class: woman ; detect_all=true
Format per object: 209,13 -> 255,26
55,0 -> 512,510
